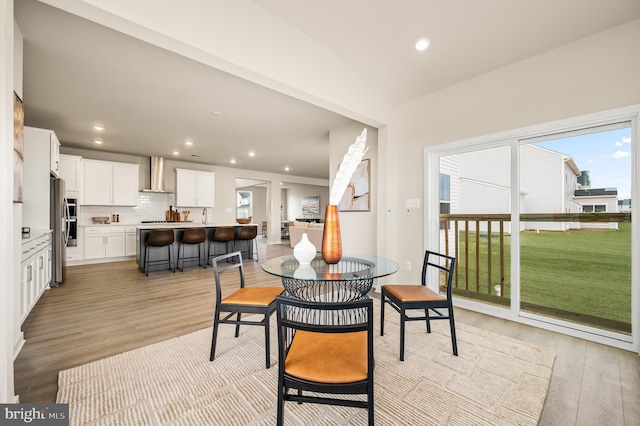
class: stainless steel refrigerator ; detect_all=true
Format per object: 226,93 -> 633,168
50,177 -> 69,287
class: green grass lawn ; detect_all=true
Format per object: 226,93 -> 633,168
453,223 -> 632,333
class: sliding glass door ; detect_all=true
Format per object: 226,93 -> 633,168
518,124 -> 632,336
427,107 -> 637,348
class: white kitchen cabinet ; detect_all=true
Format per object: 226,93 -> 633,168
50,131 -> 60,177
23,127 -> 61,229
82,159 -> 139,206
125,226 -> 137,256
58,154 -> 82,194
20,231 -> 52,323
84,226 -> 126,259
176,168 -> 215,207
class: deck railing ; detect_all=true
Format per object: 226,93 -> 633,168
439,212 -> 632,308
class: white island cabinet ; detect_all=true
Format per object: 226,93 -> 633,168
176,169 -> 214,207
82,159 -> 139,206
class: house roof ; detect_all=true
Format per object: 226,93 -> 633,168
574,188 -> 618,197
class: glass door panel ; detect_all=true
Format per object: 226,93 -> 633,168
440,146 -> 512,307
519,125 -> 632,335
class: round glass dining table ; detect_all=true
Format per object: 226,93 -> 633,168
262,254 -> 399,302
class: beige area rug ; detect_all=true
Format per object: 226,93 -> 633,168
57,308 -> 555,425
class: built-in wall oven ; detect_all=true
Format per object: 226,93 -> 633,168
66,197 -> 78,247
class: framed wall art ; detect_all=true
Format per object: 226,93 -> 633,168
301,195 -> 320,217
338,159 -> 370,211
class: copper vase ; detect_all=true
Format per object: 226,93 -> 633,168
322,204 -> 342,264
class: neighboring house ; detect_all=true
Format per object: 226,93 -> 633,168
618,198 -> 632,213
574,188 -> 619,230
444,145 -> 582,233
440,145 -> 620,239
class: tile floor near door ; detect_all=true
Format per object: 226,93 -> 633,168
14,237 -> 640,425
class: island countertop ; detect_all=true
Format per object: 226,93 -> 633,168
135,222 -> 257,230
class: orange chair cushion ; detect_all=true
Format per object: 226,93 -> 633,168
384,285 -> 446,302
222,287 -> 282,306
284,330 -> 368,384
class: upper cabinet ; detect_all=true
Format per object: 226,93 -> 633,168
24,126 -> 60,178
50,132 -> 60,177
23,127 -> 59,229
82,159 -> 139,206
58,154 -> 82,194
176,169 -> 215,207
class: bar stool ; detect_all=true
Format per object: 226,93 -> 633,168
234,225 -> 258,261
177,227 -> 207,271
208,226 -> 235,265
144,229 -> 175,276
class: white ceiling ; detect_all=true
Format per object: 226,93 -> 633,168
15,0 -> 640,180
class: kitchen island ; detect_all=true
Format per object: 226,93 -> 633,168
136,223 -> 258,273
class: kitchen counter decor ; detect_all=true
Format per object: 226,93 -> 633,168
91,216 -> 110,224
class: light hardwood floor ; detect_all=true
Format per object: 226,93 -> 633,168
14,238 -> 640,424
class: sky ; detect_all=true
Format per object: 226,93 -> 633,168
536,127 -> 632,199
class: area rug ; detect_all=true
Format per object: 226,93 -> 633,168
57,309 -> 555,425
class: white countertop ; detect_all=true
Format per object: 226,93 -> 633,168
80,222 -> 258,229
135,222 -> 258,230
21,229 -> 52,245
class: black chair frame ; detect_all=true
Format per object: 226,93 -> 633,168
381,250 -> 457,360
210,251 -> 278,368
276,295 -> 374,426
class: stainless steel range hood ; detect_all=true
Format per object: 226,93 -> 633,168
141,156 -> 172,193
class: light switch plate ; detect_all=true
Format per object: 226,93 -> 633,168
405,198 -> 420,209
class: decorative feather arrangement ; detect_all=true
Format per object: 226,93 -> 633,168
329,128 -> 368,205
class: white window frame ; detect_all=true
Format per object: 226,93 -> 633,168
425,104 -> 639,353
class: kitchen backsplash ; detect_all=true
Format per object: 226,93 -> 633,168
79,193 -> 202,224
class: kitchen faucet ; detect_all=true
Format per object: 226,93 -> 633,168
202,208 -> 207,224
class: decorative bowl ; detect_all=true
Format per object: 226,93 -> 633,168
236,217 -> 252,224
92,216 -> 110,224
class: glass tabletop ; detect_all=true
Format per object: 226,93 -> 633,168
261,254 -> 399,281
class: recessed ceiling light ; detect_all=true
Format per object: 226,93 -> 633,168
415,37 -> 430,51
230,159 -> 237,164
248,151 -> 255,157
185,140 -> 194,146
94,139 -> 103,145
172,150 -> 180,155
93,125 -> 104,131
211,111 -> 222,116
284,166 -> 290,172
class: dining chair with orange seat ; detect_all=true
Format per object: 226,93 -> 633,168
380,250 -> 457,361
275,295 -> 374,425
209,251 -> 283,369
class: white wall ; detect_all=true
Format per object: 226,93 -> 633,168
391,19 -> 640,284
2,0 -> 17,403
283,184 -> 328,222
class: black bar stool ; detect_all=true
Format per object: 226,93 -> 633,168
144,229 -> 175,276
234,225 -> 258,261
208,226 -> 235,265
177,227 -> 207,271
